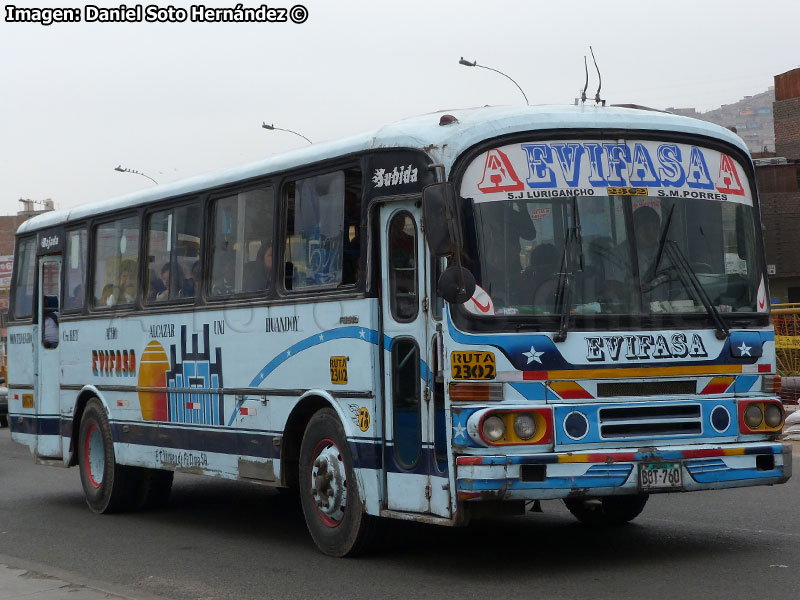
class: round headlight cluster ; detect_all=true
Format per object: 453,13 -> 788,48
765,403 -> 783,428
744,404 -> 764,429
482,415 -> 506,442
513,414 -> 537,440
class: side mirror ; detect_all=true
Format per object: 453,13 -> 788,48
437,265 -> 476,304
422,182 -> 459,257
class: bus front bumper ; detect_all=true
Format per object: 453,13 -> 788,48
455,441 -> 792,501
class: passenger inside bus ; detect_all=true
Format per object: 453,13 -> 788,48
183,261 -> 201,297
42,295 -> 59,349
245,241 -> 273,291
152,263 -> 185,301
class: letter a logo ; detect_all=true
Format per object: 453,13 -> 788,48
477,149 -> 524,193
715,154 -> 745,196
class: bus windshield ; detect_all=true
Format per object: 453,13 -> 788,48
466,195 -> 760,317
458,138 -> 762,321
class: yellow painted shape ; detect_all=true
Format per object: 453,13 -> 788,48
547,364 -> 743,381
558,454 -> 591,463
549,381 -> 588,395
137,340 -> 169,421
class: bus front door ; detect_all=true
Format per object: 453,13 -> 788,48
380,202 -> 449,517
35,255 -> 62,459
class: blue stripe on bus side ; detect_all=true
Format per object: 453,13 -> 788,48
232,326 -> 431,425
19,414 -> 438,474
9,414 -> 61,436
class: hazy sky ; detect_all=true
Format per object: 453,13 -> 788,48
1,0 -> 797,215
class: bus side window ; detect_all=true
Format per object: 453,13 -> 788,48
388,212 -> 418,321
93,216 -> 140,308
392,338 -> 421,469
210,188 -> 274,297
12,237 -> 36,319
283,168 -> 361,291
146,204 -> 202,303
64,229 -> 87,311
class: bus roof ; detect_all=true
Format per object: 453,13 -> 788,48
18,104 -> 749,235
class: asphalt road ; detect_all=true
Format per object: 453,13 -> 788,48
1,428 -> 799,600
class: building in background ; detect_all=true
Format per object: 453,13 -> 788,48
667,88 -> 776,154
755,67 -> 800,303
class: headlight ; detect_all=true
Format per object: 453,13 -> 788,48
764,403 -> 783,428
513,414 -> 537,440
744,404 -> 764,429
482,415 -> 506,442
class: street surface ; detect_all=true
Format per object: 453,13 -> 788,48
1,428 -> 799,600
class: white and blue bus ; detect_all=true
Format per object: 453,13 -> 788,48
8,105 -> 790,556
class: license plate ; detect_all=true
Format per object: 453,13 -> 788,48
639,462 -> 682,491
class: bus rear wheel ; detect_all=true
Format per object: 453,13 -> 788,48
564,494 -> 649,526
298,408 -> 376,557
78,399 -> 141,514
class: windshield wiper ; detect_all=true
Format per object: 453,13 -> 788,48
645,204 -> 676,282
650,240 -> 730,340
554,197 -> 583,342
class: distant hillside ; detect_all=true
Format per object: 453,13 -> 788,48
667,89 -> 775,154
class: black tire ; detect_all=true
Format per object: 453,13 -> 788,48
78,399 -> 142,513
299,408 -> 377,557
0,415 -> 7,428
136,468 -> 174,509
564,494 -> 649,526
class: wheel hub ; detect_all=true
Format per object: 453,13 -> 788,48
85,424 -> 105,488
310,440 -> 347,526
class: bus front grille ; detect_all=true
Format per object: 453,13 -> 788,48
596,380 -> 696,397
598,404 -> 702,439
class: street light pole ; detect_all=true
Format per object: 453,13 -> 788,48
114,165 -> 158,185
459,57 -> 529,106
261,122 -> 312,144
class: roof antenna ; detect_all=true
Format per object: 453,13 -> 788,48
590,46 -> 605,106
580,55 -> 589,104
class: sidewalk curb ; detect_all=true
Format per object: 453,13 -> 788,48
0,554 -> 164,600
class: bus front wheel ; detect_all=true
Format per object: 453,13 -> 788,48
298,408 -> 376,557
78,399 -> 140,514
564,494 -> 649,526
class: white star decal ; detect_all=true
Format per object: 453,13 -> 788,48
453,422 -> 467,441
359,329 -> 366,339
286,349 -> 292,357
523,345 -> 544,364
737,341 -> 751,357
319,333 -> 325,341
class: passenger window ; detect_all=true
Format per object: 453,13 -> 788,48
210,188 -> 274,296
146,204 -> 202,303
392,338 -> 421,469
41,262 -> 60,349
388,212 -> 418,321
12,238 -> 35,319
64,229 -> 87,311
93,216 -> 140,308
284,169 -> 361,291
